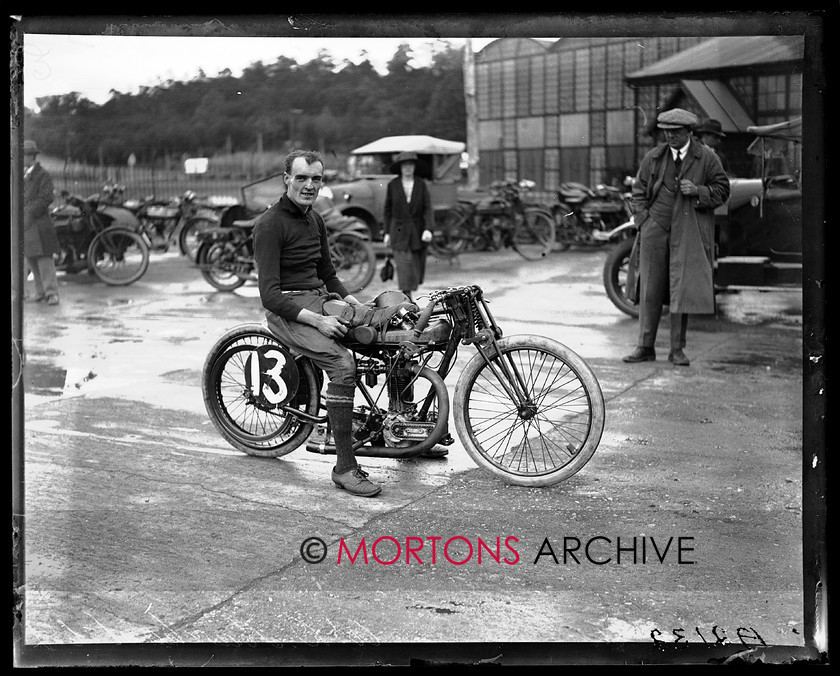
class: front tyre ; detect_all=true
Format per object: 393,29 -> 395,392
197,240 -> 247,291
87,227 -> 150,286
202,323 -> 320,457
453,335 -> 605,486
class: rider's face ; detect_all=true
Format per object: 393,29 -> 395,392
285,158 -> 324,209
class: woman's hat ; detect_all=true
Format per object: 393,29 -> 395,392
389,151 -> 419,173
23,139 -> 40,155
695,119 -> 727,138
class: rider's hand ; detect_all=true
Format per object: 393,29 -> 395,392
421,229 -> 433,243
316,314 -> 349,339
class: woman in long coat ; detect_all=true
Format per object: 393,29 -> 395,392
382,151 -> 434,301
23,140 -> 61,304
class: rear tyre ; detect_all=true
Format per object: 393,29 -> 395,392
330,232 -> 376,293
87,227 -> 150,286
202,324 -> 320,457
512,209 -> 556,260
179,217 -> 217,262
430,205 -> 474,258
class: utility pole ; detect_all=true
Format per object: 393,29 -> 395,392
463,39 -> 480,190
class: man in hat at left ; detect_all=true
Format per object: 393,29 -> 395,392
22,139 -> 61,305
382,151 -> 434,302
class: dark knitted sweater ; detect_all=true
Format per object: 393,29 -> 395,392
253,194 -> 348,321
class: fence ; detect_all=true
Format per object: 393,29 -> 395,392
49,161 -> 271,205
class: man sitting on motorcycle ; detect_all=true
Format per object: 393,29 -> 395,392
253,149 -> 398,497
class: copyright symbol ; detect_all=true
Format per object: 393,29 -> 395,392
300,537 -> 327,564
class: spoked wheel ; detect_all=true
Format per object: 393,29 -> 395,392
602,236 -> 640,318
87,227 -> 150,285
196,241 -> 247,291
202,323 -> 320,457
453,335 -> 605,486
430,205 -> 474,259
330,232 -> 376,294
512,209 -> 556,261
179,217 -> 217,262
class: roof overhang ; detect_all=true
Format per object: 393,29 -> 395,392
680,79 -> 755,132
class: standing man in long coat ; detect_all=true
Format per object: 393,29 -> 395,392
622,108 -> 730,367
23,140 -> 61,305
382,151 -> 434,302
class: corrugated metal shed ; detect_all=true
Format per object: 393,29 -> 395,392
627,36 -> 804,82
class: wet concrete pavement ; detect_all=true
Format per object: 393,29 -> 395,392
14,246 -> 815,664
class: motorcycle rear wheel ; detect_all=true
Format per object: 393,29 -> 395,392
512,209 -> 556,260
453,335 -> 605,487
179,217 -> 217,262
330,231 -> 376,294
197,241 -> 248,291
202,323 -> 320,457
87,227 -> 150,286
429,204 -> 474,258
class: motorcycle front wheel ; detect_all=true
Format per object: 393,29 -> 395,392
179,217 -> 218,262
512,209 -> 556,261
87,227 -> 150,286
202,323 -> 320,457
453,335 -> 605,487
330,231 -> 376,294
196,240 -> 248,291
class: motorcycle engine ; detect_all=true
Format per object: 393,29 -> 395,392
382,412 -> 436,448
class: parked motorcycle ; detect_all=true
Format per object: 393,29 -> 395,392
431,179 -> 556,260
552,180 -> 632,250
116,188 -> 221,260
202,284 -> 605,486
195,173 -> 376,294
50,190 -> 150,286
602,117 -> 802,318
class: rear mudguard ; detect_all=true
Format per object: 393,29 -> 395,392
196,225 -> 250,244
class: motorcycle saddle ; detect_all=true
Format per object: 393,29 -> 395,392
558,182 -> 594,202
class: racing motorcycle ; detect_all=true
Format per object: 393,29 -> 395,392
50,190 -> 150,286
195,174 -> 376,294
552,180 -> 632,250
202,284 -> 605,486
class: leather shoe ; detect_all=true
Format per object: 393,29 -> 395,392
668,349 -> 690,366
331,465 -> 382,497
622,347 -> 656,363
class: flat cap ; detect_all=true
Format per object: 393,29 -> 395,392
657,108 -> 698,129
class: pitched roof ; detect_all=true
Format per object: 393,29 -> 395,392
627,36 -> 804,82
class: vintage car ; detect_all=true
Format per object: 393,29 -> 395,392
327,134 -> 466,240
602,117 -> 803,317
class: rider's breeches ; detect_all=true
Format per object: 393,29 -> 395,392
265,290 -> 356,387
636,220 -> 688,351
24,255 -> 59,300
